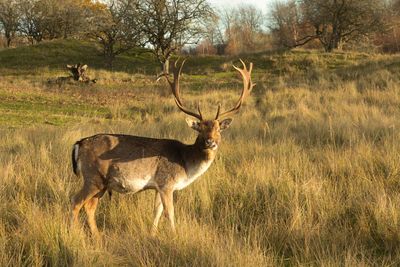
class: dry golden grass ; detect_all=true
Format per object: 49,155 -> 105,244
1,49 -> 400,266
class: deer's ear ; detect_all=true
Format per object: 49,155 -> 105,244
81,64 -> 88,71
66,64 -> 72,69
219,118 -> 233,131
186,118 -> 201,131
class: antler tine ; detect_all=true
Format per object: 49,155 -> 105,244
171,58 -> 186,105
197,101 -> 203,119
165,59 -> 203,121
214,103 -> 221,120
216,59 -> 255,120
239,59 -> 247,71
173,99 -> 203,120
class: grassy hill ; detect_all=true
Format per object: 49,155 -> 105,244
2,38 -> 400,74
1,39 -> 400,128
1,40 -> 400,266
0,39 -> 162,75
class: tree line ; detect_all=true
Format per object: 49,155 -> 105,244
0,0 -> 215,70
0,0 -> 399,68
268,0 -> 397,52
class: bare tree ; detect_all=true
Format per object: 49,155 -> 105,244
200,12 -> 222,48
88,0 -> 144,68
303,0 -> 388,51
378,0 -> 400,52
19,0 -> 48,43
236,4 -> 264,50
269,0 -> 302,48
220,5 -> 266,55
18,0 -> 64,42
220,7 -> 235,44
268,0 -> 388,52
192,11 -> 226,55
136,0 -> 214,73
60,0 -> 98,39
0,0 -> 20,47
17,0 -> 101,44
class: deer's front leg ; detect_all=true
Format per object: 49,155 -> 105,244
151,191 -> 163,236
159,189 -> 175,233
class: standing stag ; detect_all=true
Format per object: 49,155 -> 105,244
70,59 -> 255,236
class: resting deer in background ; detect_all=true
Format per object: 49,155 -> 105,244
66,63 -> 97,83
49,63 -> 96,85
70,59 -> 255,236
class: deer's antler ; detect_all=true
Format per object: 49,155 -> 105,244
215,59 -> 255,120
164,59 -> 203,121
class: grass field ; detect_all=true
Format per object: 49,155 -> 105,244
1,40 -> 400,266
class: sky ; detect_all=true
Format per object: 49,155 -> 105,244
207,0 -> 272,14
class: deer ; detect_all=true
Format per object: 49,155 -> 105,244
70,59 -> 255,237
66,63 -> 97,83
48,63 -> 96,85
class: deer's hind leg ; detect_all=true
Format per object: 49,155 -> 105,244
70,180 -> 102,228
84,196 -> 100,237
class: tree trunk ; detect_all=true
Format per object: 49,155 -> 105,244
5,31 -> 11,47
103,43 -> 115,69
324,45 -> 331,52
106,52 -> 114,70
324,25 -> 341,52
323,35 -> 340,52
163,58 -> 170,74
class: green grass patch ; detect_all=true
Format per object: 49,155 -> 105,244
0,39 -> 159,75
0,90 -> 110,127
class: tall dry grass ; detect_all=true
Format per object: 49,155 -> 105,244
1,51 -> 400,266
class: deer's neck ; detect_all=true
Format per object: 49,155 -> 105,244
182,141 -> 217,176
186,144 -> 216,161
172,140 -> 217,191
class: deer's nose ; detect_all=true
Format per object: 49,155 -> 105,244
205,139 -> 218,150
205,139 -> 214,146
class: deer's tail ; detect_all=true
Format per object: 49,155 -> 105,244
71,142 -> 81,176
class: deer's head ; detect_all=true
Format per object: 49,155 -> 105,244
164,59 -> 255,150
67,63 -> 88,81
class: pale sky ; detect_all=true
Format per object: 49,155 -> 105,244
207,0 -> 272,14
